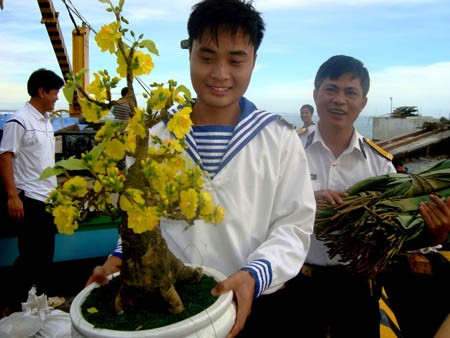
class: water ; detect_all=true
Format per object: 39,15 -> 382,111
280,113 -> 373,139
0,113 -> 79,131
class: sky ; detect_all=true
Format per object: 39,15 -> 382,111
1,0 -> 450,119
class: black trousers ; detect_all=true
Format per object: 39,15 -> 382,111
383,253 -> 450,338
281,265 -> 382,338
237,284 -> 297,337
7,193 -> 57,308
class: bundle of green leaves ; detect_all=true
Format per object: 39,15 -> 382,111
315,159 -> 450,278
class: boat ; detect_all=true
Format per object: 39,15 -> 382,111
375,119 -> 450,158
373,107 -> 450,160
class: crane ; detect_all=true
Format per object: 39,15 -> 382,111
37,0 -> 90,117
37,0 -> 72,80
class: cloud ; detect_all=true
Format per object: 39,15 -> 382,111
256,0 -> 437,10
369,62 -> 450,117
1,0 -> 449,121
246,61 -> 450,118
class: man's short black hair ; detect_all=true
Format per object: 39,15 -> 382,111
121,87 -> 129,97
186,0 -> 265,53
314,55 -> 370,97
300,104 -> 314,114
27,68 -> 64,97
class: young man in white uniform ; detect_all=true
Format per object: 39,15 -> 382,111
87,1 -> 316,337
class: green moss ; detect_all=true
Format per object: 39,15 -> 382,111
81,275 -> 218,331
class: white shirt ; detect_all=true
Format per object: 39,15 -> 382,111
302,125 -> 396,266
0,102 -> 56,202
117,99 -> 316,298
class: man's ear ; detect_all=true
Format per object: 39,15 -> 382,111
38,87 -> 46,98
362,96 -> 368,110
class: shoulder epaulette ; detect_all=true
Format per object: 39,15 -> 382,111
363,137 -> 393,161
297,127 -> 307,135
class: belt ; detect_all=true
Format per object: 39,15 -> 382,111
300,264 -> 313,277
300,263 -> 345,277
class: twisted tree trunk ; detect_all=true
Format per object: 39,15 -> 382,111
113,120 -> 202,314
115,221 -> 203,314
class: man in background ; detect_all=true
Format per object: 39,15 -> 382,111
297,103 -> 315,139
0,68 -> 65,314
392,157 -> 410,173
291,54 -> 450,337
111,87 -> 133,121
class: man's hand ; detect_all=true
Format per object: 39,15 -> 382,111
86,255 -> 122,286
211,270 -> 255,338
7,195 -> 24,222
314,189 -> 348,206
420,195 -> 450,245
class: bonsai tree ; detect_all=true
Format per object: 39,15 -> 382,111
41,0 -> 224,315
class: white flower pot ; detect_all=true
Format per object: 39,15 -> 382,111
70,265 -> 236,338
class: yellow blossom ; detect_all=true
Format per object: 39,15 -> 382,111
93,180 -> 103,193
117,50 -> 154,78
87,73 -> 108,102
125,188 -> 146,206
95,119 -> 116,142
92,159 -> 109,175
125,132 -> 137,153
200,191 -> 214,216
104,139 -> 126,160
124,110 -> 146,153
133,51 -> 154,76
98,167 -> 125,192
119,195 -> 132,212
167,107 -> 192,139
78,98 -> 109,123
171,139 -> 185,153
47,189 -> 71,205
53,205 -> 79,235
95,22 -> 122,54
63,176 -> 88,198
116,52 -> 128,78
148,87 -> 171,110
127,206 -> 159,234
44,0 -> 225,249
168,156 -> 185,172
213,206 -> 225,224
180,188 -> 199,220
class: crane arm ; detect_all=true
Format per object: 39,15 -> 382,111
37,0 -> 72,80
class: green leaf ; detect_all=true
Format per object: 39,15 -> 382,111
89,142 -> 107,163
54,158 -> 89,171
63,86 -> 75,105
140,39 -> 159,56
315,160 -> 450,277
174,85 -> 192,104
40,166 -> 65,179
